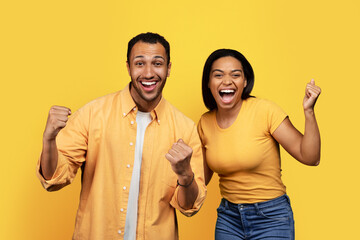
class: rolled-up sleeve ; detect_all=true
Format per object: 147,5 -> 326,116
170,125 -> 207,216
36,107 -> 88,192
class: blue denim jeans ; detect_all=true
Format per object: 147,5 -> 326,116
215,194 -> 294,240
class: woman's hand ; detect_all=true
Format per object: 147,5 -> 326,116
303,79 -> 321,112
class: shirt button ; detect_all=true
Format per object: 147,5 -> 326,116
123,112 -> 126,116
129,142 -> 133,146
127,164 -> 130,168
130,121 -> 134,125
157,119 -> 160,123
133,107 -> 136,111
123,186 -> 126,190
118,230 -> 122,234
120,208 -> 124,212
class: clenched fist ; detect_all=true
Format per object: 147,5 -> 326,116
165,139 -> 193,177
43,105 -> 71,142
303,79 -> 321,112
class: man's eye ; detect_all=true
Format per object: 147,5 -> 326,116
154,62 -> 163,66
135,62 -> 144,66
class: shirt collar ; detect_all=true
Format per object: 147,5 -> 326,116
120,84 -> 137,117
120,83 -> 166,125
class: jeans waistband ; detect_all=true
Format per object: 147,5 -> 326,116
221,194 -> 290,211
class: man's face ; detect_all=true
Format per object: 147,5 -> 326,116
127,41 -> 171,111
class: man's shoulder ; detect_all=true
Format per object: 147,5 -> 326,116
68,90 -> 124,122
162,99 -> 195,126
79,90 -> 122,112
88,91 -> 122,106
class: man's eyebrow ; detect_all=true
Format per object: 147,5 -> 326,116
154,56 -> 165,60
134,55 -> 144,60
133,55 -> 165,61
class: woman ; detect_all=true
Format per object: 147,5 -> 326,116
197,49 -> 321,240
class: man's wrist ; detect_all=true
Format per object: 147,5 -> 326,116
177,172 -> 195,187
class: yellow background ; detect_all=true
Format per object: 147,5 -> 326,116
1,0 -> 359,239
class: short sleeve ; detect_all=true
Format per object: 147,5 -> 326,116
265,100 -> 288,134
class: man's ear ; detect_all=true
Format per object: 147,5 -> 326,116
126,61 -> 131,76
167,62 -> 172,77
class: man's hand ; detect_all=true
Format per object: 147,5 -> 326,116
43,106 -> 71,142
166,139 -> 199,209
40,106 -> 71,180
165,139 -> 193,178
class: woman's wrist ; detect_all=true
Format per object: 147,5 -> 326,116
304,108 -> 315,117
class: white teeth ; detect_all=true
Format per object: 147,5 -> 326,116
141,81 -> 156,86
220,89 -> 235,93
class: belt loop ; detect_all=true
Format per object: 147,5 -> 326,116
223,198 -> 229,209
254,202 -> 260,215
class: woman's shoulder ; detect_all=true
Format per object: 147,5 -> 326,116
199,110 -> 216,126
245,97 -> 280,110
200,109 -> 215,118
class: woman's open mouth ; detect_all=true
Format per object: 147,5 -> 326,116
219,89 -> 235,103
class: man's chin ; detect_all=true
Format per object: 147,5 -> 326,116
141,93 -> 161,103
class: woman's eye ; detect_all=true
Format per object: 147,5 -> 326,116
214,74 -> 222,78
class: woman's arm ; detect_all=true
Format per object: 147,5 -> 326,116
272,79 -> 321,166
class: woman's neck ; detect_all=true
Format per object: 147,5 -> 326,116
216,100 -> 243,129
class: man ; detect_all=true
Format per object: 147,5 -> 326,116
37,32 -> 206,240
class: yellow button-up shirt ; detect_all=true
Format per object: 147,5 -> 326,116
37,85 -> 206,240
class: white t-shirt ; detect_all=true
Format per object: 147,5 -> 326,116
124,111 -> 152,240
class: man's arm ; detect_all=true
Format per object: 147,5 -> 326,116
165,139 -> 199,209
40,105 -> 71,180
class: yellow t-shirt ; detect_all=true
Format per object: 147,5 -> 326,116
198,97 -> 287,204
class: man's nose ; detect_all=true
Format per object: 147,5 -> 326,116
143,65 -> 155,79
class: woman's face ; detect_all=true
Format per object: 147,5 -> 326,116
209,56 -> 247,111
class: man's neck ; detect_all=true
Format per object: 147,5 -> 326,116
129,84 -> 161,112
135,99 -> 160,112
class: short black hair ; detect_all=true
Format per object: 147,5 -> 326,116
202,49 -> 255,110
127,32 -> 170,64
